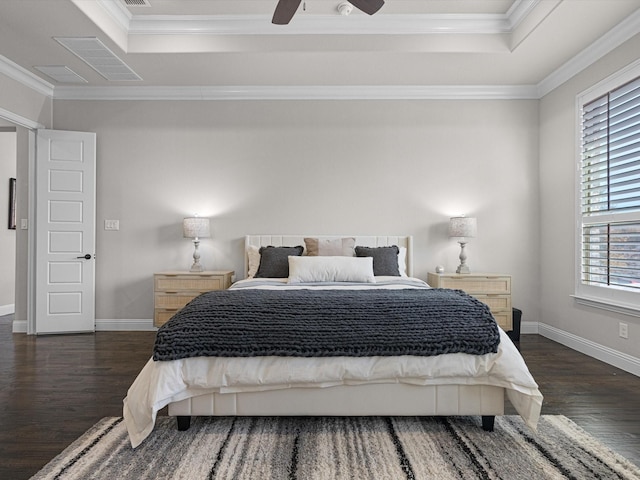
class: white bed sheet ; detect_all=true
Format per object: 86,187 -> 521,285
231,276 -> 431,290
123,277 -> 543,448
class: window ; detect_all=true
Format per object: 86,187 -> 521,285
577,64 -> 640,311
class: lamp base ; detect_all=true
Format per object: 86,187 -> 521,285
456,264 -> 470,274
456,241 -> 471,274
189,238 -> 204,272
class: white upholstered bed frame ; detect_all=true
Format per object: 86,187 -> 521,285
167,235 -> 505,430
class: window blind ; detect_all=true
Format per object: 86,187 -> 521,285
582,221 -> 640,288
581,76 -> 640,289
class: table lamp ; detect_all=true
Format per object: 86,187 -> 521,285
449,216 -> 477,274
183,216 -> 211,272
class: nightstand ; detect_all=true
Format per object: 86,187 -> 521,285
426,272 -> 512,331
153,270 -> 234,327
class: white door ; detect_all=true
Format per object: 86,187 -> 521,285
35,129 -> 96,334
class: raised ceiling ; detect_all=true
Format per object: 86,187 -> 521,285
0,0 -> 639,99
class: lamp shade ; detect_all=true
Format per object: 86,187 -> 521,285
183,217 -> 211,239
448,216 -> 477,238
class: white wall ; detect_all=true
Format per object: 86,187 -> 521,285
51,98 -> 540,323
0,130 -> 16,314
539,33 -> 640,360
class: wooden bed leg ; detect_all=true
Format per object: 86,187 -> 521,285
176,416 -> 191,431
481,415 -> 495,432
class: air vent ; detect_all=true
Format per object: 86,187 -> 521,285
34,66 -> 87,84
122,0 -> 150,6
54,37 -> 142,82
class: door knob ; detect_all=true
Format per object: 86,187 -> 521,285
77,254 -> 92,260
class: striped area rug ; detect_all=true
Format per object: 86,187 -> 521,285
31,415 -> 640,480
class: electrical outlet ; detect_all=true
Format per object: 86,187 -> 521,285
619,322 -> 628,339
104,219 -> 120,231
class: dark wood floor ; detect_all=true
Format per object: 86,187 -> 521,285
1,315 -> 639,480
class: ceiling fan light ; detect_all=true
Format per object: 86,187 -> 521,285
338,3 -> 354,16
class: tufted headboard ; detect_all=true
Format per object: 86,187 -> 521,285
244,235 -> 413,278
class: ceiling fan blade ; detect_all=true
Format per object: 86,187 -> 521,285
272,0 -> 302,25
348,0 -> 385,16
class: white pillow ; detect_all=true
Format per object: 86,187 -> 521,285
398,246 -> 408,276
246,245 -> 261,278
288,256 -> 375,284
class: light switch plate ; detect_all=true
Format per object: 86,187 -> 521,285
104,219 -> 120,231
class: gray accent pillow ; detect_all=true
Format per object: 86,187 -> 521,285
355,245 -> 401,276
255,245 -> 304,278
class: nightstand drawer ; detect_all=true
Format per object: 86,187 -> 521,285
154,293 -> 200,310
155,310 -> 179,326
472,294 -> 511,312
436,276 -> 510,294
154,275 -> 227,293
492,311 -> 513,331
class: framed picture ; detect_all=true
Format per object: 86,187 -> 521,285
8,178 -> 16,230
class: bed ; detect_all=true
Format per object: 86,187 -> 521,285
123,235 -> 543,449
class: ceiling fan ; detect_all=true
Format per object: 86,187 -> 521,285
272,0 -> 385,25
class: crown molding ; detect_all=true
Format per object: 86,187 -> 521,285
127,13 -> 512,36
0,107 -> 45,129
52,84 -> 539,101
537,8 -> 640,98
93,0 -> 539,37
505,0 -> 539,30
95,0 -> 132,31
0,55 -> 54,97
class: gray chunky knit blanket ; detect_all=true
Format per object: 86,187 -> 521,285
153,288 -> 500,361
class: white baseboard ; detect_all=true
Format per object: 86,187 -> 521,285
537,322 -> 640,377
95,319 -> 157,331
12,318 -> 156,333
0,304 -> 15,316
12,319 -> 26,333
521,321 -> 538,335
